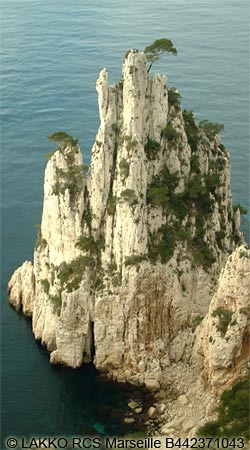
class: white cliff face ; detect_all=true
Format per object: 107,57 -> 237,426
8,261 -> 35,316
40,147 -> 85,266
158,245 -> 249,438
8,50 -> 245,397
193,245 -> 250,388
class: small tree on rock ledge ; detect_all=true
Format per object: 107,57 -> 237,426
144,38 -> 177,72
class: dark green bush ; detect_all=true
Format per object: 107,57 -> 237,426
81,203 -> 92,229
52,165 -> 84,202
147,185 -> 169,207
124,255 -> 147,267
40,279 -> 50,294
215,230 -> 226,249
188,174 -> 206,199
183,109 -> 199,152
186,174 -> 214,216
192,215 -> 205,245
198,421 -> 220,436
144,139 -> 160,159
111,123 -> 120,134
204,172 -> 221,194
161,123 -> 179,141
58,256 -> 95,292
107,194 -> 117,216
92,277 -> 104,291
198,380 -> 250,439
123,135 -> 137,152
168,87 -> 181,109
190,154 -> 200,173
161,169 -> 180,191
112,274 -> 122,287
107,262 -> 118,273
35,224 -> 47,250
218,143 -> 227,154
49,294 -> 62,315
210,157 -> 225,172
195,192 -> 213,216
120,189 -> 138,205
192,243 -> 216,270
146,166 -> 218,270
199,120 -> 224,139
148,225 -> 176,264
117,79 -> 123,90
47,131 -> 78,149
169,192 -> 188,220
75,235 -> 102,254
147,168 -> 179,208
233,204 -> 248,215
211,307 -> 233,335
119,158 -> 130,178
175,227 -> 190,241
193,315 -> 204,329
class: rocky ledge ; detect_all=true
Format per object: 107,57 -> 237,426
8,49 -> 249,434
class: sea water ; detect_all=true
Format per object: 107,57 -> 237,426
1,0 -> 249,444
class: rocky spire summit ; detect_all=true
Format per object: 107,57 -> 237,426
8,51 -> 248,426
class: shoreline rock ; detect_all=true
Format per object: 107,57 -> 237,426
8,48 -> 249,435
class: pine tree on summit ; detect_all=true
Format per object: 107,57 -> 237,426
144,38 -> 177,72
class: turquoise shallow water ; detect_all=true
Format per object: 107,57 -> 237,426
1,0 -> 249,444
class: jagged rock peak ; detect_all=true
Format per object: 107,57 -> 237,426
8,49 -> 245,390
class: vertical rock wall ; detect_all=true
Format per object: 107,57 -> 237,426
8,50 -> 246,391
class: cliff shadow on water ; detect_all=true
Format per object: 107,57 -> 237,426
2,307 -> 156,446
41,363 -> 156,437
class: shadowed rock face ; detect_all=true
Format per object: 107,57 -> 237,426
8,49 -> 247,412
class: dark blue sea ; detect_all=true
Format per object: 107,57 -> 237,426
1,0 -> 249,446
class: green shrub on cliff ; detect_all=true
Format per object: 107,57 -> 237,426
58,256 -> 95,292
120,189 -> 138,205
144,138 -> 160,159
198,380 -> 250,439
47,131 -> 84,166
147,169 -> 179,208
123,135 -> 137,152
161,123 -> 179,141
148,224 -> 176,264
35,224 -> 47,250
75,235 -> 98,253
233,204 -> 248,215
183,109 -> 199,152
215,230 -> 226,249
211,307 -> 233,335
187,174 -> 206,199
47,131 -> 78,149
107,194 -> 117,216
119,158 -> 130,178
199,120 -> 224,140
52,165 -> 84,202
168,87 -> 181,109
124,254 -> 147,267
49,294 -> 62,315
40,279 -> 50,294
147,184 -> 169,207
192,243 -> 216,270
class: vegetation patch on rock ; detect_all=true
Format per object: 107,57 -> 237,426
198,380 -> 250,439
212,307 -> 233,336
